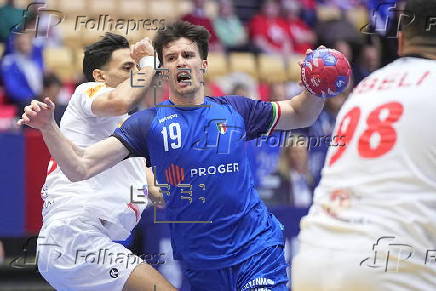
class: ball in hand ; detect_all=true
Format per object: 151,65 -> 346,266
301,48 -> 352,98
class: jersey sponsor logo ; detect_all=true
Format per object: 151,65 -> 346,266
190,163 -> 239,177
165,163 -> 185,185
85,83 -> 105,98
159,113 -> 178,124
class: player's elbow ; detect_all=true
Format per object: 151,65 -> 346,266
65,165 -> 91,182
95,91 -> 132,116
66,171 -> 88,183
67,175 -> 83,183
109,99 -> 131,116
107,91 -> 135,115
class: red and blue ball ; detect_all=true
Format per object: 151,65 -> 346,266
301,48 -> 351,98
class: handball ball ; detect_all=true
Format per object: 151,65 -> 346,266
301,48 -> 351,98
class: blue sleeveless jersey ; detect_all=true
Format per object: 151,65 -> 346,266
113,96 -> 284,270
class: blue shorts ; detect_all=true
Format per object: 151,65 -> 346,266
184,245 -> 288,291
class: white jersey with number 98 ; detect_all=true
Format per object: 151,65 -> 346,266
300,57 -> 436,256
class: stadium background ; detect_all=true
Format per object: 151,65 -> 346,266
0,0 -> 401,289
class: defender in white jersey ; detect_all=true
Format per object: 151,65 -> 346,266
292,1 -> 436,290
29,33 -> 175,290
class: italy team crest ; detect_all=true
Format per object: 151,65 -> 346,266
216,122 -> 227,134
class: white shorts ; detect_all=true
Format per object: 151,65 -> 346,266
37,216 -> 142,291
291,241 -> 436,291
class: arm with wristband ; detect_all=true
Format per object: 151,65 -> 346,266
91,37 -> 160,117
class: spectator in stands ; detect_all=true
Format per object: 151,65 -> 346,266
181,0 -> 223,52
2,1 -> 41,56
40,73 -> 66,125
353,44 -> 381,84
213,0 -> 249,52
231,82 -> 249,96
315,9 -> 362,49
327,0 -> 363,10
281,0 -> 316,54
298,0 -> 318,27
248,0 -> 292,56
258,138 -> 312,207
286,138 -> 312,207
299,85 -> 350,189
216,72 -> 258,98
0,0 -> 24,44
1,32 -> 44,114
246,82 -> 287,190
333,40 -> 358,85
334,40 -> 353,62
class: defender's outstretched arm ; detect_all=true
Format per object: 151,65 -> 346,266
18,98 -> 129,182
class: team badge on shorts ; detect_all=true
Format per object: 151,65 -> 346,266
109,267 -> 119,278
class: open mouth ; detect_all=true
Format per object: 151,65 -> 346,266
176,71 -> 192,84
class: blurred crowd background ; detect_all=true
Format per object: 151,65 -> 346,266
0,0 -> 403,286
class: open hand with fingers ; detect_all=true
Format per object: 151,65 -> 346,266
297,45 -> 326,86
17,97 -> 56,131
130,37 -> 155,64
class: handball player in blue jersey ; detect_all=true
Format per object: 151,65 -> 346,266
19,21 -> 324,290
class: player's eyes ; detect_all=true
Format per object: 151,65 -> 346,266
123,64 -> 133,71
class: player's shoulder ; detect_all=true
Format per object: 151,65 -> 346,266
375,57 -> 436,75
123,107 -> 157,127
73,82 -> 109,98
207,95 -> 254,107
1,54 -> 16,67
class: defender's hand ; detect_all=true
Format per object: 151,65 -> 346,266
130,37 -> 154,64
17,97 -> 56,131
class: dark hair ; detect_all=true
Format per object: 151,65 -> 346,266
153,20 -> 210,64
43,72 -> 62,88
403,0 -> 436,45
83,32 -> 129,82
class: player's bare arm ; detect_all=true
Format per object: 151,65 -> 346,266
18,98 -> 128,182
275,89 -> 324,130
145,167 -> 166,208
124,263 -> 176,290
91,37 -> 157,117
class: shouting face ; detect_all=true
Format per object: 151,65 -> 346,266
162,37 -> 208,98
